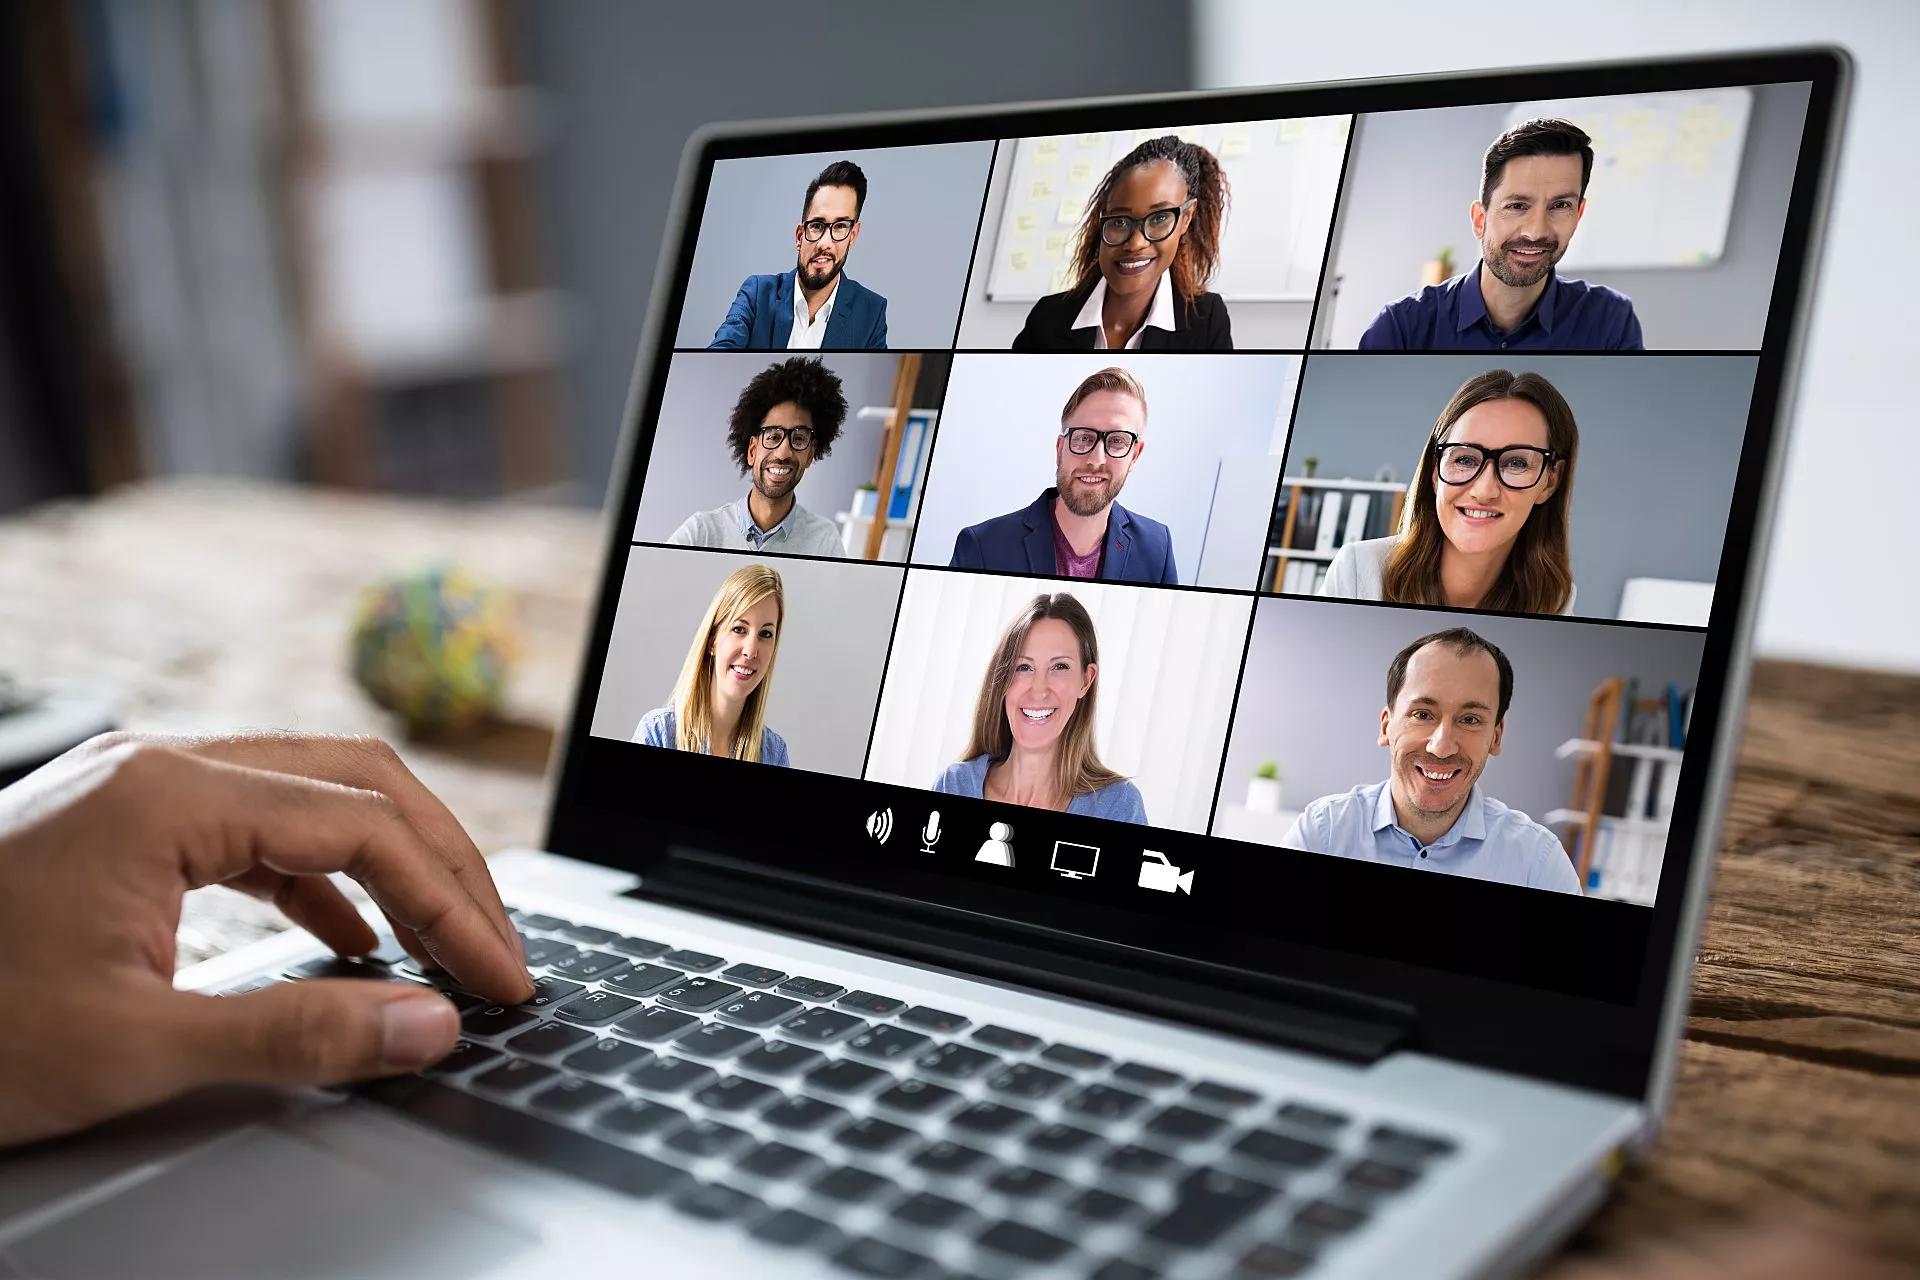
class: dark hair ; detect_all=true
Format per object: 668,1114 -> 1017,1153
727,357 -> 847,473
1071,135 -> 1229,304
803,160 -> 868,219
1385,627 -> 1514,724
1480,118 -> 1593,207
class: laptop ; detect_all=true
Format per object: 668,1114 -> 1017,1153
0,48 -> 1847,1280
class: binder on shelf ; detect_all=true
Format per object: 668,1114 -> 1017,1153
1341,494 -> 1371,547
1312,493 -> 1343,553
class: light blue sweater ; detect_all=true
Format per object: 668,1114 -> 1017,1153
633,707 -> 790,767
932,754 -> 1147,825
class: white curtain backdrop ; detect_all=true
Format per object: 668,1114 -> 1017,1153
865,570 -> 1252,833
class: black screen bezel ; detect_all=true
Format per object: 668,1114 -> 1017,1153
545,49 -> 1846,1102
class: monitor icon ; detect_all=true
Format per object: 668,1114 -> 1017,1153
1050,841 -> 1100,881
1137,850 -> 1194,895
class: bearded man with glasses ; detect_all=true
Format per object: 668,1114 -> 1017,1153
709,160 -> 889,351
950,366 -> 1178,584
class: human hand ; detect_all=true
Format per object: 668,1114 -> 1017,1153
0,731 -> 533,1148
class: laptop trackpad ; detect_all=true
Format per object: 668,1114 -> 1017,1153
2,1124 -> 531,1279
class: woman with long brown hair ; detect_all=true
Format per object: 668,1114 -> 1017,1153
932,592 -> 1146,823
1319,369 -> 1579,615
633,564 -> 791,765
1012,135 -> 1232,352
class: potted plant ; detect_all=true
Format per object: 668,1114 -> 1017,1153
1246,760 -> 1283,813
851,483 -> 879,520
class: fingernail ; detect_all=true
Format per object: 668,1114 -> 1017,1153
381,995 -> 457,1068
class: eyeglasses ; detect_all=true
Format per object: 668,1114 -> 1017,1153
1433,442 -> 1558,490
1061,427 -> 1141,458
757,425 -> 814,452
800,218 -> 856,242
1098,197 -> 1196,247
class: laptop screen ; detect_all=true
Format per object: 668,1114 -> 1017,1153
553,54 -> 1838,1056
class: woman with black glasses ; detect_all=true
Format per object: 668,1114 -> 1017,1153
1319,369 -> 1580,615
1012,135 -> 1232,352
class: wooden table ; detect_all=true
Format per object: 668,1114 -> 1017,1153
1,481 -> 1914,1271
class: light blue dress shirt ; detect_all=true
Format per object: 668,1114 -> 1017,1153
633,707 -> 790,767
1281,780 -> 1581,894
932,755 -> 1148,825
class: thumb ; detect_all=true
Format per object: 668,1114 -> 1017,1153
166,980 -> 460,1088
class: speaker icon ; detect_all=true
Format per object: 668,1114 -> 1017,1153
865,808 -> 895,843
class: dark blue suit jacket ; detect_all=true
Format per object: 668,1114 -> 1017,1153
708,271 -> 889,350
949,490 -> 1178,585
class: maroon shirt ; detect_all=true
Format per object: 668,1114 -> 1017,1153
1051,507 -> 1105,578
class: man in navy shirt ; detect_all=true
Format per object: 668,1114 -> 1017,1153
1359,119 -> 1643,351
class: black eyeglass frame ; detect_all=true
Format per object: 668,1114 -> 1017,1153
1097,197 -> 1197,247
1432,442 -> 1560,490
1061,426 -> 1143,458
800,217 -> 858,242
756,426 -> 815,452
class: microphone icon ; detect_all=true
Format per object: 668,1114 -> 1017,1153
918,810 -> 941,855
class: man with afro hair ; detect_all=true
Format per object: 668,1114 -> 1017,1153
668,356 -> 851,557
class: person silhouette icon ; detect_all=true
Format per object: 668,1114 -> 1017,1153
974,821 -> 1015,867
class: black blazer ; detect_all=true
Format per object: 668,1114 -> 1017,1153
1010,281 -> 1233,351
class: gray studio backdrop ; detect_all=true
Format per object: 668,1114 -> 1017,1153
1282,354 -> 1757,617
1218,596 -> 1706,834
590,546 -> 905,777
672,142 -> 996,350
1317,82 -> 1809,349
913,354 -> 1298,587
632,352 -> 914,550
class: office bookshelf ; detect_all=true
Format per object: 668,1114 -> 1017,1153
1265,477 -> 1407,592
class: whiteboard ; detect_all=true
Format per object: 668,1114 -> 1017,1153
1506,89 -> 1751,270
984,117 -> 1351,303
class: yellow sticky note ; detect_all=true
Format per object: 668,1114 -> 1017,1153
1044,234 -> 1065,255
1077,133 -> 1103,148
1068,159 -> 1094,184
1056,199 -> 1081,226
1278,119 -> 1307,144
1014,212 -> 1038,235
1220,127 -> 1251,158
1035,137 -> 1060,158
1029,178 -> 1054,202
1010,250 -> 1031,273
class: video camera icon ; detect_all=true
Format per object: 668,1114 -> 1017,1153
1137,850 -> 1194,895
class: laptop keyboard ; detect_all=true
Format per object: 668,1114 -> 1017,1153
260,907 -> 1459,1279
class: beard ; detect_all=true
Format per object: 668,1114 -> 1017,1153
753,459 -> 799,502
1481,234 -> 1565,288
1056,457 -> 1125,517
797,248 -> 843,292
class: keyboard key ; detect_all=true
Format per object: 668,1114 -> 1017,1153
423,1040 -> 498,1077
675,1024 -> 761,1060
528,1076 -> 620,1120
1293,1198 -> 1368,1237
608,934 -> 670,959
521,937 -> 579,967
972,1025 -> 1040,1053
891,1191 -> 974,1229
461,1005 -> 537,1038
472,1059 -> 559,1097
1368,1124 -> 1457,1161
986,1166 -> 1063,1199
692,1076 -> 778,1114
748,1207 -> 837,1247
1025,1122 -> 1103,1161
664,1119 -> 752,1160
977,1220 -> 1074,1265
1277,1101 -> 1349,1133
988,1063 -> 1071,1101
871,1078 -> 959,1117
949,1101 -> 1032,1139
1040,1043 -> 1110,1071
734,1040 -> 823,1077
428,988 -> 486,1014
613,1007 -> 699,1043
1066,1187 -> 1137,1224
558,923 -> 619,946
554,991 -> 643,1027
548,949 -> 629,982
1345,1158 -> 1421,1194
669,1181 -> 761,1221
833,1116 -> 914,1155
1238,1242 -> 1317,1277
1189,1081 -> 1261,1112
1090,1261 -> 1162,1280
1145,1168 -> 1278,1248
1061,1083 -> 1148,1121
594,1098 -> 686,1140
1112,1062 -> 1184,1090
735,1141 -> 821,1182
720,963 -> 784,987
908,1140 -> 994,1180
628,1057 -> 717,1095
715,991 -> 802,1027
657,977 -> 744,1012
809,1164 -> 890,1204
562,1038 -> 652,1079
778,1008 -> 866,1044
1232,1129 -> 1335,1171
836,990 -> 906,1017
661,948 -> 725,972
285,955 -> 398,982
776,976 -> 846,1001
762,1095 -> 847,1134
917,1042 -> 999,1081
805,1058 -> 890,1096
506,1022 -> 593,1058
1142,1104 -> 1229,1144
843,1024 -> 931,1063
830,1237 -> 932,1279
1101,1144 -> 1181,1180
521,975 -> 586,1008
603,964 -> 684,997
514,913 -> 571,933
898,1005 -> 969,1034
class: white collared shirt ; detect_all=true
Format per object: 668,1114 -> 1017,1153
1069,271 -> 1177,350
786,270 -> 839,350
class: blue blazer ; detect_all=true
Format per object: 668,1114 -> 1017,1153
949,489 -> 1178,585
708,271 -> 888,350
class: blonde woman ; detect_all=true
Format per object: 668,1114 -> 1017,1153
633,564 -> 790,765
932,592 -> 1145,823
1320,369 -> 1579,616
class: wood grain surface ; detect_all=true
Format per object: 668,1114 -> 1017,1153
1,482 -> 1914,1272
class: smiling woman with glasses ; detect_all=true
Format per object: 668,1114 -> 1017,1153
1012,134 -> 1232,352
1317,369 -> 1581,616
